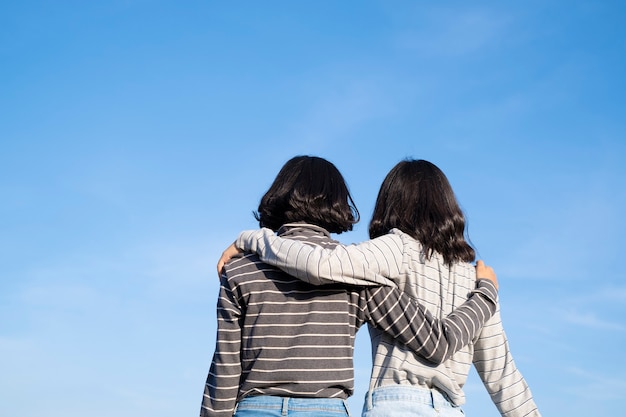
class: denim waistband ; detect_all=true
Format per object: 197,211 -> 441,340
365,385 -> 454,410
236,395 -> 351,415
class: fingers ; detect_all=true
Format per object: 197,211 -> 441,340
216,252 -> 231,277
217,259 -> 225,276
216,242 -> 243,278
475,259 -> 498,290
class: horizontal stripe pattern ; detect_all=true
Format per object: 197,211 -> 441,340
201,225 -> 498,417
238,226 -> 541,417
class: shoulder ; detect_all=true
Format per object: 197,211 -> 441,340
224,252 -> 281,281
385,228 -> 422,252
280,223 -> 339,247
222,252 -> 296,298
451,260 -> 476,278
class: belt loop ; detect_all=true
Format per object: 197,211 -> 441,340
431,389 -> 440,413
366,389 -> 374,411
282,397 -> 289,416
342,398 -> 352,416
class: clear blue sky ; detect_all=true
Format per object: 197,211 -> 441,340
2,1 -> 625,416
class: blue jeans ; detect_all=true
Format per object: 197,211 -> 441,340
234,396 -> 352,417
361,385 -> 464,417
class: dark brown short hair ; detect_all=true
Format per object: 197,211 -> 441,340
255,156 -> 359,234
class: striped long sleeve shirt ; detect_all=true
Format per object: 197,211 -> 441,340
201,224 -> 498,417
236,226 -> 542,417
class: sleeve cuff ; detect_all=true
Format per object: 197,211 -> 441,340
473,279 -> 498,304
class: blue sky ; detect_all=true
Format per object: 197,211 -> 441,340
2,1 -> 625,416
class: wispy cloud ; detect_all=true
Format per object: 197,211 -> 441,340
492,179 -> 624,282
392,7 -> 511,57
555,285 -> 626,306
559,310 -> 625,331
3,234 -> 219,415
283,77 -> 397,150
562,366 -> 626,400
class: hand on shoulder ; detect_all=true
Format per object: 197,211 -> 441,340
475,260 -> 498,290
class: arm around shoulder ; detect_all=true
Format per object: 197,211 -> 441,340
236,228 -> 401,287
364,278 -> 498,364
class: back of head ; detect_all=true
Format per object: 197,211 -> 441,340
255,155 -> 359,234
369,159 -> 475,265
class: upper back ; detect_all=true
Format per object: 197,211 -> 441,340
388,228 -> 477,314
221,224 -> 362,399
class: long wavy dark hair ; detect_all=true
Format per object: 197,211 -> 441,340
255,155 -> 359,234
369,159 -> 475,265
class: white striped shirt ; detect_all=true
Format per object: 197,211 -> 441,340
236,226 -> 541,417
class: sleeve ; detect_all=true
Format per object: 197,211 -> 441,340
200,274 -> 243,417
472,306 -> 542,417
236,228 -> 404,287
363,279 -> 498,364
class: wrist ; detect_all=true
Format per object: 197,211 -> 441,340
474,279 -> 498,304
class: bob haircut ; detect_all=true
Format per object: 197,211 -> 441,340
255,155 -> 359,234
369,159 -> 475,265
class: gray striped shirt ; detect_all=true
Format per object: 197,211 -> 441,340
201,224 -> 497,416
236,226 -> 541,417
